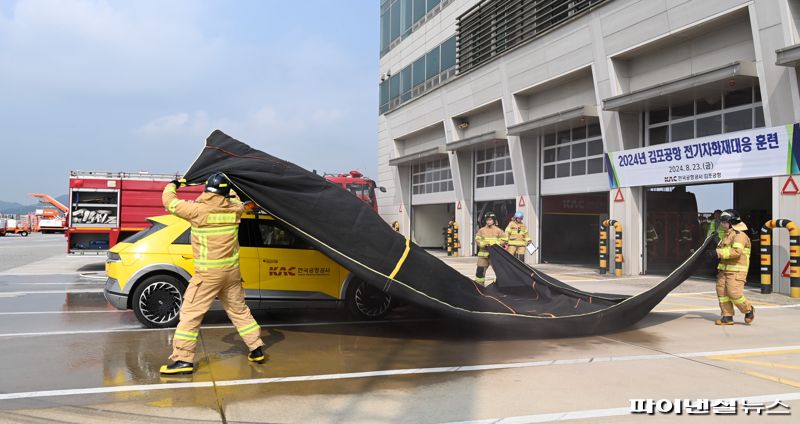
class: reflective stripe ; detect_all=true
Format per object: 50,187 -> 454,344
165,186 -> 177,194
168,199 -> 182,213
719,248 -> 731,259
192,225 -> 238,235
174,330 -> 198,341
718,264 -> 749,272
509,241 -> 528,246
732,242 -> 745,249
237,322 -> 260,336
474,277 -> 486,283
208,213 -> 237,224
389,238 -> 411,279
718,296 -> 731,303
482,237 -> 501,242
732,296 -> 748,305
477,251 -> 490,257
194,253 -> 240,269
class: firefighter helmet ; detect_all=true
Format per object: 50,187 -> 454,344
205,173 -> 231,196
484,212 -> 497,225
719,209 -> 741,225
514,211 -> 524,219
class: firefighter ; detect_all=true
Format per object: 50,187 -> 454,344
707,209 -> 725,240
159,173 -> 266,375
505,211 -> 530,261
474,212 -> 507,285
714,209 -> 755,325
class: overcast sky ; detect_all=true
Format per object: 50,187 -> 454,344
0,0 -> 378,204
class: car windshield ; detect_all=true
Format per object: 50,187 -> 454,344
121,220 -> 166,244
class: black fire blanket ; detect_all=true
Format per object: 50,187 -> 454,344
181,130 -> 713,337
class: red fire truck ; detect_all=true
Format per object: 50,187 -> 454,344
67,171 -> 203,255
324,171 -> 385,212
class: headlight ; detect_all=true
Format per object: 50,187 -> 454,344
107,251 -> 121,262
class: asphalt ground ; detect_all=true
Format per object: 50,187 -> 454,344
0,237 -> 798,423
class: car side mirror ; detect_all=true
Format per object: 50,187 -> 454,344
379,186 -> 387,193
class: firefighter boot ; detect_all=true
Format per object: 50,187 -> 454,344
160,360 -> 194,375
248,347 -> 265,364
715,316 -> 734,326
745,306 -> 755,324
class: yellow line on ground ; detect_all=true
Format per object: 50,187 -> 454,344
745,371 -> 800,389
715,358 -> 800,371
655,307 -> 718,312
708,348 -> 800,360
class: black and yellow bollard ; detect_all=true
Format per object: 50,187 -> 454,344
446,221 -> 454,256
760,219 -> 800,298
452,222 -> 459,257
600,220 -> 623,276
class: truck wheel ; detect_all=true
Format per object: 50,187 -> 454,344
20,231 -> 28,237
345,278 -> 392,319
132,274 -> 187,328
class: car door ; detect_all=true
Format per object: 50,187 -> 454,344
236,217 -> 262,299
254,216 -> 341,300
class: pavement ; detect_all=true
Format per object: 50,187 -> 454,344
0,237 -> 798,422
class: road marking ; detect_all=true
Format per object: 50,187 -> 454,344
445,391 -> 800,423
0,318 -> 429,338
1,345 -> 800,400
745,371 -> 800,389
0,282 -> 101,286
0,310 -> 128,316
654,304 -> 800,313
0,289 -> 104,295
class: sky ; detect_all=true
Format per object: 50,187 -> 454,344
0,0 -> 378,204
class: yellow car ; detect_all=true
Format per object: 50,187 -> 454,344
104,212 -> 392,327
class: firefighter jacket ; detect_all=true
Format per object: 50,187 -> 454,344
707,220 -> 726,240
475,225 -> 506,257
162,184 -> 245,273
504,221 -> 531,247
716,226 -> 751,273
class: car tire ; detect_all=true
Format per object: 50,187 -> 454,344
345,278 -> 392,320
20,231 -> 28,237
132,274 -> 187,328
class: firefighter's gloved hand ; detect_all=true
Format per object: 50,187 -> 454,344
170,179 -> 186,188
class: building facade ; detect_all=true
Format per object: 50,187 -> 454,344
378,0 -> 800,296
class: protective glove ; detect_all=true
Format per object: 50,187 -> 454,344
169,179 -> 186,188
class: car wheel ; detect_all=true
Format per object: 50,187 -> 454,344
20,231 -> 28,237
346,278 -> 392,319
132,274 -> 187,328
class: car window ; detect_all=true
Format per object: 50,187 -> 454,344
238,219 -> 261,248
173,228 -> 191,245
123,221 -> 166,244
256,220 -> 310,249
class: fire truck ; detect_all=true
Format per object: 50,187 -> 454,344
67,171 -> 203,255
324,171 -> 385,212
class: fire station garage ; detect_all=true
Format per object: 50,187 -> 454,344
541,193 -> 608,265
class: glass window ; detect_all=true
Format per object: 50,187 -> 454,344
671,102 -> 693,119
389,73 -> 400,102
257,221 -> 307,249
572,142 -> 586,158
648,126 -> 667,146
400,66 -> 412,101
412,157 -> 453,194
413,0 -> 426,21
587,158 -> 604,174
426,46 -> 440,80
485,174 -> 494,186
427,0 -> 440,12
390,0 -> 401,41
572,125 -> 586,140
557,130 -> 570,144
506,172 -> 513,184
494,173 -> 504,185
440,36 -> 457,70
587,139 -> 603,156
557,146 -> 570,161
755,106 -> 765,128
412,56 -> 425,87
381,10 -> 390,51
670,121 -> 693,141
724,109 -> 752,132
696,96 -> 721,114
379,80 -> 390,108
544,133 -> 556,147
724,88 -> 752,108
557,163 -> 570,178
649,108 -> 668,124
572,160 -> 586,176
754,84 -> 762,102
544,149 -> 555,163
544,165 -> 555,179
477,176 -> 485,188
587,123 -> 601,137
401,0 -> 413,33
696,115 -> 721,137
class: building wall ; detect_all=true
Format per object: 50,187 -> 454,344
378,0 -> 800,294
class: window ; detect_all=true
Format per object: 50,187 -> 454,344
173,228 -> 191,245
381,0 -> 451,56
541,123 -> 605,180
379,79 -> 390,114
426,46 -> 440,80
389,74 -> 400,104
441,36 -> 457,70
412,56 -> 426,88
400,65 -> 412,102
412,158 -> 453,195
645,86 -> 764,146
123,220 -> 166,244
475,144 -> 513,188
254,220 -> 310,249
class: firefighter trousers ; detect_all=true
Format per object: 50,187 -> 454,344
170,268 -> 264,363
716,271 -> 753,317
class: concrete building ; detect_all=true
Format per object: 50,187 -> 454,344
378,0 -> 800,296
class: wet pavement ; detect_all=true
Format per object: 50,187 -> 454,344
0,247 -> 798,422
